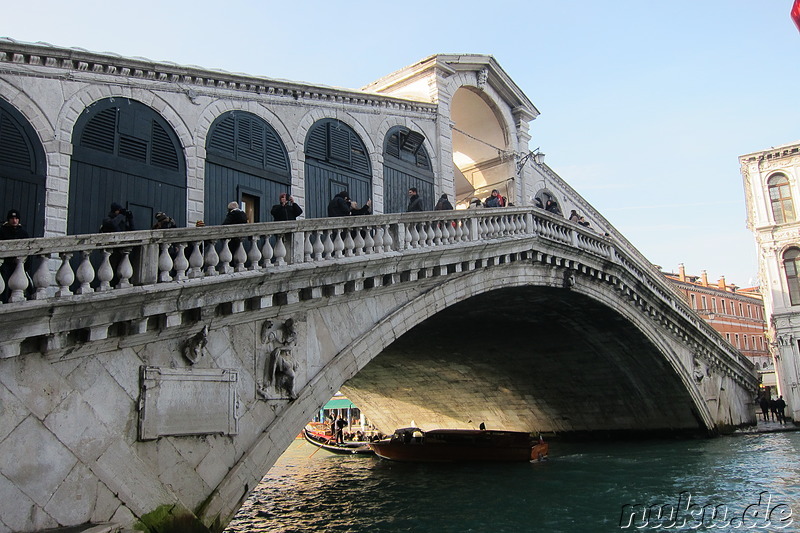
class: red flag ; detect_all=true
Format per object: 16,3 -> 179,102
792,0 -> 800,33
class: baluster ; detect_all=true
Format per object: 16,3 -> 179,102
497,216 -> 506,236
409,223 -> 420,248
479,217 -> 489,239
333,230 -> 345,258
374,226 -> 385,253
248,236 -> 262,270
0,259 -> 4,300
353,228 -> 365,256
55,252 -> 74,297
116,249 -> 133,289
158,244 -> 174,283
304,232 -> 314,262
343,230 -> 355,257
421,223 -> 432,247
312,231 -> 324,260
364,227 -> 375,254
219,239 -> 233,274
274,235 -> 287,266
323,230 -> 334,259
204,240 -> 220,276
173,244 -> 189,281
261,235 -> 274,268
188,241 -> 204,278
383,224 -> 394,251
233,240 -> 247,272
75,250 -> 95,294
96,250 -> 113,291
32,254 -> 52,300
8,256 -> 29,302
433,222 -> 443,245
454,220 -> 463,242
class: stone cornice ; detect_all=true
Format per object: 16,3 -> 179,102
0,38 -> 438,115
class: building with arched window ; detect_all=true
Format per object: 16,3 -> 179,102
741,141 -> 800,420
662,264 -> 773,393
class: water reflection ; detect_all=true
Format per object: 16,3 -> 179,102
226,432 -> 800,533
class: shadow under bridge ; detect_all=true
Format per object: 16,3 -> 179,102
342,285 -> 708,438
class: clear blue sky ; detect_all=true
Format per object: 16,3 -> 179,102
5,1 -> 799,286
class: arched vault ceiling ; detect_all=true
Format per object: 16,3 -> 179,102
343,286 -> 702,436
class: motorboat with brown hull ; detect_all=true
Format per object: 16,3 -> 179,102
368,427 -> 549,462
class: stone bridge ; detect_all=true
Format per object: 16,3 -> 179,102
0,208 -> 757,532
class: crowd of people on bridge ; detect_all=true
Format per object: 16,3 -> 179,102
2,184 -> 606,241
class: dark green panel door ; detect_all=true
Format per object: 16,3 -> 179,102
383,126 -> 434,213
204,111 -> 290,225
304,119 -> 372,218
69,98 -> 186,234
0,99 -> 46,237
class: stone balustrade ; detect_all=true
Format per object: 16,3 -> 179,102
0,208 -> 601,306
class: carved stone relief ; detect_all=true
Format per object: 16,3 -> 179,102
182,325 -> 208,364
476,68 -> 488,90
256,318 -> 301,400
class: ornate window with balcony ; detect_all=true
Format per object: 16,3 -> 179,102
768,173 -> 796,224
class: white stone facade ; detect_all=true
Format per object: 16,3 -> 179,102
741,141 -> 800,419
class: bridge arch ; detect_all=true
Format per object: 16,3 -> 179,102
205,259 -> 719,527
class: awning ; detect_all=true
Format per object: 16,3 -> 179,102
323,398 -> 356,410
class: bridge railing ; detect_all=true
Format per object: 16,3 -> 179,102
1,208 -> 604,305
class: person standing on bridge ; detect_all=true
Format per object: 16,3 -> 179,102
1,209 -> 29,240
434,193 -> 454,210
1,209 -> 31,302
271,193 -> 303,221
100,202 -> 134,232
223,201 -> 248,225
407,187 -> 424,212
152,211 -> 177,229
484,189 -> 506,208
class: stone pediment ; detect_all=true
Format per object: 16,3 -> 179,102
362,53 -> 539,122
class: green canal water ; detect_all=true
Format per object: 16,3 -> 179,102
224,431 -> 800,533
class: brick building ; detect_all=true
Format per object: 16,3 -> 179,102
663,264 -> 772,380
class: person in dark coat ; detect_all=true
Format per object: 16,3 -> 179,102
327,191 -> 372,217
271,193 -> 303,221
407,187 -> 424,212
100,202 -> 134,232
759,395 -> 771,422
223,201 -> 248,225
484,189 -> 506,208
328,191 -> 352,217
775,396 -> 787,424
1,209 -> 31,301
0,209 -> 29,240
434,194 -> 454,211
152,212 -> 177,229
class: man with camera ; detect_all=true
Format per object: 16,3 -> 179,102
270,193 -> 303,221
100,202 -> 135,232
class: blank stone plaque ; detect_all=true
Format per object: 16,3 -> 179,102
138,366 -> 240,440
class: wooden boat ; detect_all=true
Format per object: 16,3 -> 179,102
368,427 -> 549,462
302,427 -> 374,455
